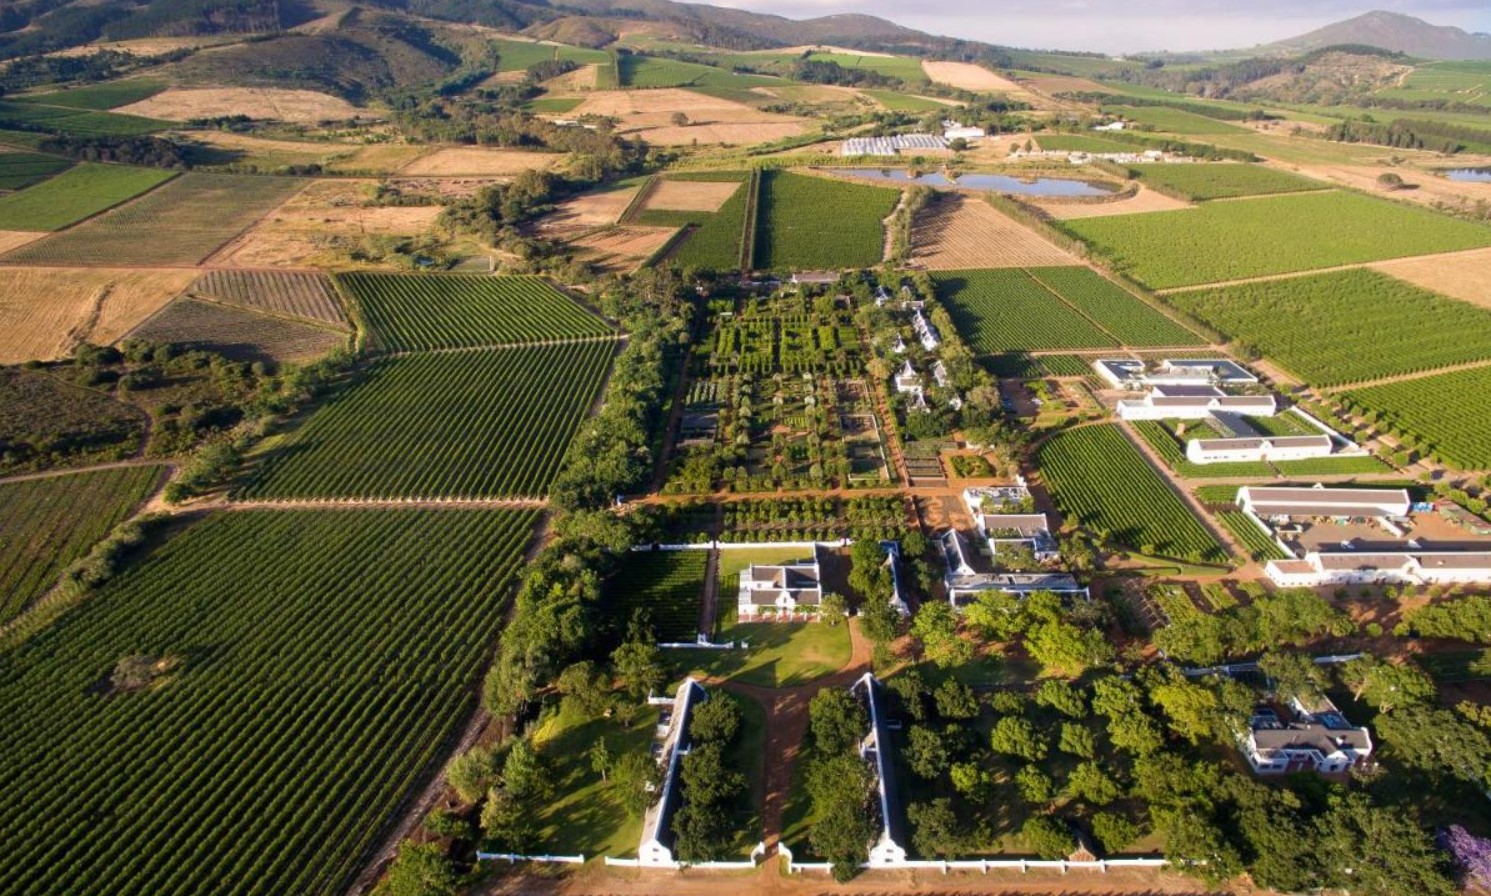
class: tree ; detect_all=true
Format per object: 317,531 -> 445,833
589,737 -> 612,783
933,679 -> 979,719
820,591 -> 848,623
671,111 -> 690,127
962,589 -> 1025,640
375,841 -> 459,896
991,716 -> 1047,761
807,753 -> 875,880
1257,651 -> 1326,704
480,786 -> 535,853
689,696 -> 741,745
1163,809 -> 1242,885
1317,794 -> 1457,896
1066,761 -> 1122,806
809,687 -> 867,755
859,594 -> 901,644
912,600 -> 971,666
1026,619 -> 1113,676
849,540 -> 891,600
907,725 -> 951,779
1091,812 -> 1140,853
1015,765 -> 1054,804
1022,815 -> 1075,860
950,761 -> 994,801
1146,667 -> 1250,745
1373,703 -> 1491,786
611,638 -> 665,700
447,743 -> 500,804
1035,679 -> 1086,718
909,798 -> 964,858
612,750 -> 661,817
557,660 -> 610,716
1058,722 -> 1096,759
1343,655 -> 1436,712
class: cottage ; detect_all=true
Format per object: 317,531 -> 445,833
737,553 -> 823,617
894,360 -> 923,397
1242,695 -> 1372,776
851,674 -> 909,867
1186,435 -> 1334,465
911,309 -> 941,351
639,679 -> 708,866
943,120 -> 986,141
882,541 -> 910,617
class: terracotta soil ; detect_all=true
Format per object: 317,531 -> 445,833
569,226 -> 678,273
118,87 -> 361,123
911,193 -> 1079,269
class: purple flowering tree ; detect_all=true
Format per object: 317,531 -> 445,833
1440,825 -> 1491,888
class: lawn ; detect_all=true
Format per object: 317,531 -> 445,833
1063,190 -> 1491,290
1165,269 -> 1491,386
1127,162 -> 1325,201
753,170 -> 899,271
530,697 -> 660,858
0,163 -> 173,231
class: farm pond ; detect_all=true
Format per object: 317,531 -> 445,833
1444,168 -> 1491,183
831,168 -> 1112,197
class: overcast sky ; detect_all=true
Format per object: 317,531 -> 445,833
704,0 -> 1491,54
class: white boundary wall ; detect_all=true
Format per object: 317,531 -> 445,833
476,852 -> 584,864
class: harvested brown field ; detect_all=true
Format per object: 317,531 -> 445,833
1370,247 -> 1491,311
1024,75 -> 1109,95
543,64 -> 599,91
0,231 -> 43,254
922,61 -> 1025,93
323,145 -> 427,174
568,89 -> 809,146
1279,162 -> 1491,217
0,267 -> 194,363
641,179 -> 740,213
189,269 -> 346,327
1033,186 -> 1193,219
398,147 -> 564,177
180,133 -> 422,175
569,226 -> 677,273
383,177 -> 504,200
911,194 -> 1079,270
118,88 -> 361,123
125,298 -> 348,365
210,179 -> 441,268
543,185 -> 640,228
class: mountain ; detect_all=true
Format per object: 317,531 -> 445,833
1256,10 -> 1491,60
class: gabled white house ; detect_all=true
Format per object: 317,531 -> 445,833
940,529 -> 1087,605
977,513 -> 1060,563
1238,485 -> 1411,520
1186,435 -> 1334,465
931,360 -> 962,410
894,360 -> 923,402
881,541 -> 910,617
639,679 -> 707,867
737,553 -> 822,617
910,309 -> 941,351
1266,550 -> 1491,587
851,674 -> 909,868
1116,392 -> 1277,421
1242,695 -> 1372,776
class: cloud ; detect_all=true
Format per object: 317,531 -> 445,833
704,0 -> 1491,53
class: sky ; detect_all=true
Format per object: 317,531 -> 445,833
702,0 -> 1491,54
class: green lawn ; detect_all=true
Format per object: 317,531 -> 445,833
22,79 -> 167,110
530,698 -> 660,858
0,163 -> 173,231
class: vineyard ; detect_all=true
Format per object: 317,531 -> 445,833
753,170 -> 899,271
1038,424 -> 1228,563
1027,266 -> 1204,346
0,99 -> 167,137
0,465 -> 162,623
1063,191 -> 1491,289
190,270 -> 346,327
0,151 -> 71,191
22,80 -> 167,110
127,299 -> 348,366
1104,105 -> 1245,135
934,269 -> 1117,353
618,55 -> 775,90
1166,269 -> 1491,386
0,508 -> 539,896
0,163 -> 173,232
239,341 -> 615,500
339,273 -> 613,352
1345,365 -> 1491,470
4,173 -> 303,266
604,551 -> 708,642
1127,163 -> 1324,201
1212,509 -> 1290,561
653,173 -> 750,271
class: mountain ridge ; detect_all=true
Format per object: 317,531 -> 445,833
1254,10 -> 1491,61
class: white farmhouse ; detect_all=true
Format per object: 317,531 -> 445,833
737,553 -> 822,617
1116,391 -> 1276,421
911,309 -> 941,351
638,679 -> 708,867
851,674 -> 909,868
894,360 -> 923,398
1186,435 -> 1334,465
1242,695 -> 1372,776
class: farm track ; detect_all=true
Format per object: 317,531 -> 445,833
1152,244 -> 1491,295
0,457 -> 170,487
221,497 -> 550,512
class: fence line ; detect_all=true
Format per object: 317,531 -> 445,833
784,852 -> 1168,875
476,852 -> 584,865
632,540 -> 852,552
604,842 -> 765,870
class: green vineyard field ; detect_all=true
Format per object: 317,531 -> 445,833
1346,365 -> 1491,470
240,342 -> 615,500
935,269 -> 1117,353
0,465 -> 162,623
0,151 -> 72,191
1166,269 -> 1491,386
1063,191 -> 1491,289
1038,424 -> 1227,563
0,163 -> 173,232
0,508 -> 539,896
754,170 -> 898,271
1127,163 -> 1324,201
604,550 -> 708,642
338,273 -> 613,352
1027,266 -> 1204,346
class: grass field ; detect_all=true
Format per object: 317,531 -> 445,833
1026,266 -> 1203,346
806,51 -> 928,84
861,89 -> 949,112
619,55 -> 777,90
934,269 -> 1117,353
127,299 -> 347,366
0,163 -> 173,231
3,173 -> 302,265
22,80 -> 167,110
604,550 -> 708,642
1063,190 -> 1491,289
339,273 -> 612,352
240,342 -> 614,500
0,508 -> 538,896
1038,424 -> 1227,563
491,37 -> 610,73
0,99 -> 167,137
1377,60 -> 1491,109
0,151 -> 72,191
523,96 -> 583,114
754,170 -> 898,271
0,465 -> 161,623
1106,105 -> 1247,135
1345,365 -> 1491,470
531,697 -> 659,857
0,368 -> 147,473
1166,269 -> 1491,386
1034,134 -> 1136,153
1127,163 -> 1325,201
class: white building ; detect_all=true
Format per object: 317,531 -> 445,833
943,120 -> 986,141
911,309 -> 941,351
639,679 -> 708,867
894,360 -> 923,398
1242,695 -> 1372,776
1266,550 -> 1491,588
1092,121 -> 1125,131
1238,485 -> 1411,520
1093,357 -> 1258,390
1116,392 -> 1277,421
841,134 -> 948,156
882,541 -> 910,617
851,674 -> 909,868
962,485 -> 1034,518
976,513 -> 1060,563
737,553 -> 822,617
941,530 -> 1087,605
931,360 -> 962,410
1186,435 -> 1334,465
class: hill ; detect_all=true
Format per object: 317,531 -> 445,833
1257,10 -> 1491,61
